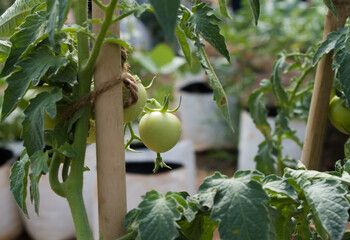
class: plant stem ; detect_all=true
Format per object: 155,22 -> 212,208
289,66 -> 313,104
49,152 -> 65,197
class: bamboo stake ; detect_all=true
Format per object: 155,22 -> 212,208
301,1 -> 350,169
92,2 -> 127,239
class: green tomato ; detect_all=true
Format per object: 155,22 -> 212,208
139,111 -> 181,153
123,82 -> 147,123
329,95 -> 350,135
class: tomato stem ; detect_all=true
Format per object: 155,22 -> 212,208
153,153 -> 171,173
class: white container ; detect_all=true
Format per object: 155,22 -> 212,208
125,140 -> 196,210
176,81 -> 240,151
21,145 -> 98,240
238,110 -> 306,171
0,163 -> 23,240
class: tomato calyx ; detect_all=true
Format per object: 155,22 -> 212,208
144,95 -> 182,114
153,153 -> 172,173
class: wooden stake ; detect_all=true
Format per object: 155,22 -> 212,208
301,2 -> 350,169
92,2 -> 127,239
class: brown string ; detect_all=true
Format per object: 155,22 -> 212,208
63,48 -> 138,120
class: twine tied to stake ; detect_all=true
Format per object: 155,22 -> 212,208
63,48 -> 138,119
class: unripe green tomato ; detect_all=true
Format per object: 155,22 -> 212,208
139,111 -> 181,153
329,95 -> 350,135
123,82 -> 147,123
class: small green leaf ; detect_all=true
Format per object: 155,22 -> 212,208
149,0 -> 180,44
178,215 -> 217,240
9,150 -> 30,218
247,0 -> 260,25
199,172 -> 271,240
55,142 -> 78,157
1,11 -> 46,77
196,42 -> 233,131
313,31 -> 341,66
22,88 -> 63,156
254,141 -> 276,176
175,24 -> 192,66
302,179 -> 349,240
46,0 -> 71,44
191,3 -> 230,62
335,52 -> 350,106
262,175 -> 298,202
0,40 -> 11,63
1,49 -> 67,120
124,208 -> 140,230
218,0 -> 231,19
138,190 -> 181,240
104,35 -> 133,53
323,0 -> 338,19
0,0 -> 45,37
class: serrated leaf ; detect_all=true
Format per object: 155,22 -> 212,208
55,142 -> 78,157
254,141 -> 276,176
138,190 -> 181,240
9,150 -> 30,218
313,31 -> 341,66
271,53 -> 289,113
247,91 -> 271,140
199,172 -> 270,240
323,0 -> 338,19
284,167 -> 350,186
302,179 -> 349,240
22,88 -> 62,156
1,49 -> 67,120
191,3 -> 230,62
247,0 -> 260,25
175,24 -> 192,66
149,0 -> 179,44
218,0 -> 231,19
0,0 -> 45,37
268,203 -> 296,240
262,175 -> 298,202
195,42 -> 233,131
335,52 -> 350,106
0,40 -> 11,63
46,0 -> 70,44
104,35 -> 133,53
29,173 -> 40,214
179,215 -> 217,240
1,11 -> 46,77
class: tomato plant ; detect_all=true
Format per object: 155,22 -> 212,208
329,95 -> 350,135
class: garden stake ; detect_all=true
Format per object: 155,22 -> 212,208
301,1 -> 350,169
92,1 -> 127,239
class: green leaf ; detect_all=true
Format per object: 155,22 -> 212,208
1,49 -> 67,120
268,203 -> 296,240
271,53 -> 289,113
254,141 -> 276,176
55,142 -> 78,157
262,175 -> 298,202
218,0 -> 231,19
149,0 -> 180,44
22,88 -> 62,156
104,35 -> 133,53
28,150 -> 49,214
247,0 -> 260,25
247,91 -> 271,140
178,215 -> 217,240
138,190 -> 181,240
191,3 -> 230,62
199,172 -> 270,240
124,208 -> 140,230
335,52 -> 350,106
284,167 -> 350,186
46,0 -> 70,44
9,150 -> 30,218
323,0 -> 338,19
175,24 -> 192,66
1,11 -> 46,77
196,43 -> 233,131
0,0 -> 45,37
302,179 -> 349,240
313,31 -> 341,66
0,40 -> 11,63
